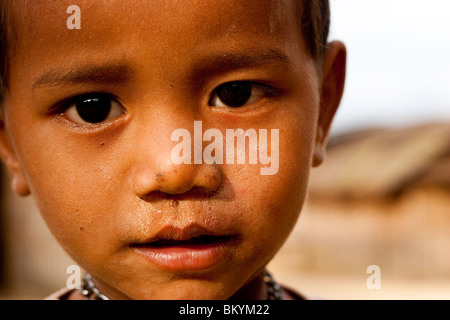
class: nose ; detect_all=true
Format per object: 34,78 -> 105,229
132,159 -> 222,198
130,121 -> 222,199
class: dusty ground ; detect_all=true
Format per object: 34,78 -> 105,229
268,195 -> 450,300
268,259 -> 450,300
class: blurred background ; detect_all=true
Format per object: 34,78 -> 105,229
269,0 -> 450,299
1,0 -> 450,299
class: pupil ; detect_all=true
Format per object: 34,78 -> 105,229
217,82 -> 252,107
76,96 -> 111,123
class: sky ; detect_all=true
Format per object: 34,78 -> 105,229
328,0 -> 450,134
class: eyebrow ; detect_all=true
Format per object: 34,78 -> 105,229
32,63 -> 133,89
31,49 -> 292,89
197,49 -> 294,73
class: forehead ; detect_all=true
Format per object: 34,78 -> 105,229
12,0 -> 299,33
9,0 -> 308,89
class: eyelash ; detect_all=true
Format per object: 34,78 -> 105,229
208,81 -> 278,109
54,92 -> 125,126
51,92 -> 115,113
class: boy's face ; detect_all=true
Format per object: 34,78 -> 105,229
0,0 -> 344,299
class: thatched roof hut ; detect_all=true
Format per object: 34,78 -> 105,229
308,122 -> 450,201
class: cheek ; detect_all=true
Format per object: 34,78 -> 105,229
226,113 -> 316,257
25,154 -> 111,242
10,125 -> 123,259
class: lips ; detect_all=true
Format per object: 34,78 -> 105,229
144,235 -> 230,248
130,224 -> 237,272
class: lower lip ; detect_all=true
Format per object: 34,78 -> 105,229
132,238 -> 232,272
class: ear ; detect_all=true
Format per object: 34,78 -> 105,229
312,41 -> 347,167
0,115 -> 31,196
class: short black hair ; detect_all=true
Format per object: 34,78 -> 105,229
0,0 -> 9,103
299,0 -> 331,59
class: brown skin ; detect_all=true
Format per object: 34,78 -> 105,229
0,0 -> 345,299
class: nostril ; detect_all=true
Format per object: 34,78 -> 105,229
139,186 -> 219,203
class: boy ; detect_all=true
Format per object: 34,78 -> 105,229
0,0 -> 345,300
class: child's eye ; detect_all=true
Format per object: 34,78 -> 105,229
62,93 -> 125,125
208,81 -> 275,108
